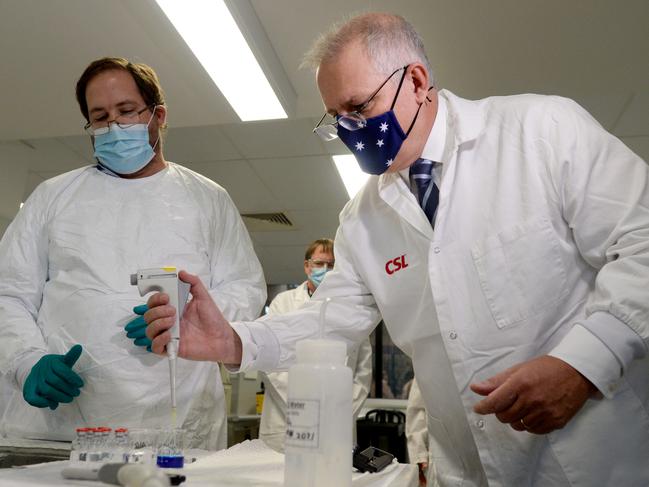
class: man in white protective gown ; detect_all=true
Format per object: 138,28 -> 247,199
406,379 -> 431,486
143,13 -> 649,486
0,57 -> 266,450
259,238 -> 372,452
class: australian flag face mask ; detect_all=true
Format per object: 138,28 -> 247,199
336,66 -> 425,175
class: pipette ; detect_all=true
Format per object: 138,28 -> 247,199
131,267 -> 190,426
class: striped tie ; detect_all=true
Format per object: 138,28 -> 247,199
409,158 -> 439,225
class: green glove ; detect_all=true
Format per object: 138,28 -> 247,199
22,344 -> 84,410
125,304 -> 152,352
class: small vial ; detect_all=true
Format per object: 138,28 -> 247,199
87,428 -> 102,462
70,427 -> 90,463
100,427 -> 113,460
114,428 -> 130,463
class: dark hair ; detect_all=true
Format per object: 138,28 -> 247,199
305,238 -> 334,261
76,57 -> 165,121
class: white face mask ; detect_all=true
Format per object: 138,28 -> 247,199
93,108 -> 159,175
308,266 -> 329,288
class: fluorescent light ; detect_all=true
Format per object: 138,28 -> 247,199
19,202 -> 24,209
155,0 -> 287,121
333,155 -> 370,199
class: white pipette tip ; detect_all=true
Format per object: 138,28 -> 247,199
169,361 -> 177,407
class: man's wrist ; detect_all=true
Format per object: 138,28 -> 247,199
222,324 -> 243,367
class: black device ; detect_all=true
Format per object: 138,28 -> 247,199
356,409 -> 408,463
353,445 -> 395,473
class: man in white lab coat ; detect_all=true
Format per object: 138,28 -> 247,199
0,57 -> 266,449
259,238 -> 372,452
144,13 -> 649,485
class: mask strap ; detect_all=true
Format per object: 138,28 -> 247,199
148,105 -> 162,151
405,102 -> 424,136
405,87 -> 435,136
389,68 -> 409,111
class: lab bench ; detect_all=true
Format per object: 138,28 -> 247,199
0,439 -> 417,486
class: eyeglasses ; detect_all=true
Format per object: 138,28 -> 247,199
313,66 -> 409,142
308,258 -> 335,269
84,105 -> 155,136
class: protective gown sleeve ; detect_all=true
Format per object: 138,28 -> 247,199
232,220 -> 382,372
0,184 -> 51,387
351,339 -> 372,420
542,97 -> 649,397
205,189 -> 266,322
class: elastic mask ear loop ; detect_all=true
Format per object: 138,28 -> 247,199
148,105 -> 162,151
405,87 -> 436,136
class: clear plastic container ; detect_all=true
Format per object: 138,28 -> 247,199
284,339 -> 353,487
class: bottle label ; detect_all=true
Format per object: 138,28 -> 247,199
285,398 -> 320,449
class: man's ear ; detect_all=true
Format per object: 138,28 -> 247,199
156,104 -> 168,128
409,64 -> 430,104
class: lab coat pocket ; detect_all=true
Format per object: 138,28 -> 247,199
471,218 -> 568,329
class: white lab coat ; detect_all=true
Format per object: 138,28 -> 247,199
258,282 -> 372,452
0,163 -> 266,449
233,90 -> 649,485
406,378 -> 429,465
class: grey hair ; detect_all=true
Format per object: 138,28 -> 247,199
302,12 -> 434,86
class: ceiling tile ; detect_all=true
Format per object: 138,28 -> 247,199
22,171 -> 49,203
57,135 -> 96,163
0,162 -> 29,220
256,244 -> 308,285
249,155 -> 349,210
165,125 -> 243,163
221,118 -> 325,158
21,138 -> 91,173
249,209 -> 341,246
184,160 -> 280,214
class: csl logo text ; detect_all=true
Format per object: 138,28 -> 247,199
385,255 -> 408,275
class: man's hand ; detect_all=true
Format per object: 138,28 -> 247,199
144,270 -> 242,365
471,355 -> 597,434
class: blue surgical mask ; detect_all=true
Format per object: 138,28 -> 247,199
337,70 -> 425,176
308,267 -> 329,288
93,112 -> 158,175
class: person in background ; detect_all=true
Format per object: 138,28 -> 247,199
144,12 -> 649,485
406,379 -> 431,487
259,238 -> 373,452
0,57 -> 266,449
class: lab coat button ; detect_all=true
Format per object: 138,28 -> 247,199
476,419 -> 485,429
433,247 -> 441,254
449,331 -> 458,340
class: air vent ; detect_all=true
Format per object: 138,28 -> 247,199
242,212 -> 294,232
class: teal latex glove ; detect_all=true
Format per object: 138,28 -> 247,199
22,344 -> 84,410
125,304 -> 152,352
